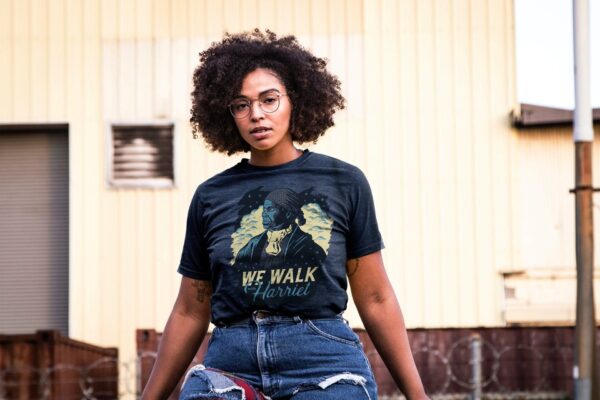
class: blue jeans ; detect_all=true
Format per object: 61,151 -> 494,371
180,311 -> 378,399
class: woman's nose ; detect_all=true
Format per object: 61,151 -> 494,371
249,101 -> 265,120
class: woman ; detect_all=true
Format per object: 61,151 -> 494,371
142,30 -> 427,400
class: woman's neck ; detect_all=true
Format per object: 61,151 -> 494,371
249,146 -> 302,167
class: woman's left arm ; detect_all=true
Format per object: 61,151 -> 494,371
347,251 -> 428,400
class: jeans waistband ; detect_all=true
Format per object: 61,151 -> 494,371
215,310 -> 345,328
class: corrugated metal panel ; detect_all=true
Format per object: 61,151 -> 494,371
0,1 -> 522,390
501,123 -> 600,325
514,125 -> 600,268
328,0 -> 517,328
503,267 -> 600,324
0,1 -> 13,120
0,129 -> 69,335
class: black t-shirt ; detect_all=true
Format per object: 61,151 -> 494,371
178,150 -> 384,325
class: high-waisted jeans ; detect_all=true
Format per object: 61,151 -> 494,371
179,311 -> 378,399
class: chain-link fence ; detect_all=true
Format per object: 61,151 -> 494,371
0,357 -> 120,400
0,330 -> 119,400
0,357 -> 573,400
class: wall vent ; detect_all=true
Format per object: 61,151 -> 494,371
108,123 -> 175,188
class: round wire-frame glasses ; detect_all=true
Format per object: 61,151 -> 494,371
229,91 -> 288,119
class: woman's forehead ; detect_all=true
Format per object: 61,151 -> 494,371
239,68 -> 285,96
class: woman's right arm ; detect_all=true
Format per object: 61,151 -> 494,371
141,277 -> 212,400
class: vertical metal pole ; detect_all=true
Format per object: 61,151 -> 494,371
574,143 -> 597,400
573,1 -> 597,399
470,334 -> 482,400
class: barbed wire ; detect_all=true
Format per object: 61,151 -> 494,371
0,340 -> 575,400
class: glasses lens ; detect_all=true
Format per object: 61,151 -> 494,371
259,93 -> 280,113
229,92 -> 282,118
230,100 -> 250,118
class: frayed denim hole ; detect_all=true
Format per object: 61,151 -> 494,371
181,391 -> 240,400
180,369 -> 247,400
180,372 -> 214,399
290,372 -> 372,400
181,392 -> 244,400
182,365 -> 209,388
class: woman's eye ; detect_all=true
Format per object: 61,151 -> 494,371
261,96 -> 277,104
234,103 -> 249,111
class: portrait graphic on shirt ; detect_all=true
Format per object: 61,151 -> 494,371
230,187 -> 333,307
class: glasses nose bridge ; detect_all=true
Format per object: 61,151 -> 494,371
248,98 -> 266,118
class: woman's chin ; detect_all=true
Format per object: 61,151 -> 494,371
250,143 -> 274,151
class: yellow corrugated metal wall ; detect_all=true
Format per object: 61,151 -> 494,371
504,124 -> 600,324
1,0 -> 520,382
357,0 -> 518,329
516,126 -> 600,269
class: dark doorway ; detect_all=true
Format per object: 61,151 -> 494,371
0,124 -> 69,335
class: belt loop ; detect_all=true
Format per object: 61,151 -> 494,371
338,312 -> 349,325
293,316 -> 303,324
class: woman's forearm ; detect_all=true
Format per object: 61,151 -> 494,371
141,310 -> 209,399
357,294 -> 427,399
347,252 -> 427,399
142,278 -> 212,399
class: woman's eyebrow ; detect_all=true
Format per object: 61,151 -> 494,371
234,88 -> 281,99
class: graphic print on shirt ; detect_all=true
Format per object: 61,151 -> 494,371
230,187 -> 333,307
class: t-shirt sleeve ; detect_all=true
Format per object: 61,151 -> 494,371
177,188 -> 211,280
346,168 -> 384,259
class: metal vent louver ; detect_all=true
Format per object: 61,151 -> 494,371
110,124 -> 174,188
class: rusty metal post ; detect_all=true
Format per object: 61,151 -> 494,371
574,142 -> 598,400
470,334 -> 482,400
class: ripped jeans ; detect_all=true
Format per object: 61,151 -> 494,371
179,311 -> 377,399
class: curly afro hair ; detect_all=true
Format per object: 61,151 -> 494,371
190,29 -> 345,155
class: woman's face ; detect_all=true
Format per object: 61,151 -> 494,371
232,68 -> 293,155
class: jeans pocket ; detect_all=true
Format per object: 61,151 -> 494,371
306,319 -> 361,347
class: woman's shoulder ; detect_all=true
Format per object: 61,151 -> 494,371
305,151 -> 363,175
198,161 -> 247,187
307,153 -> 373,197
187,162 -> 247,203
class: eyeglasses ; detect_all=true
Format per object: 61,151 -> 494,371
229,91 -> 288,119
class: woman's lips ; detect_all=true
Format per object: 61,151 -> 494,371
250,127 -> 271,139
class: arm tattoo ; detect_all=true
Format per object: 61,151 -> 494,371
192,280 -> 211,304
347,258 -> 361,277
